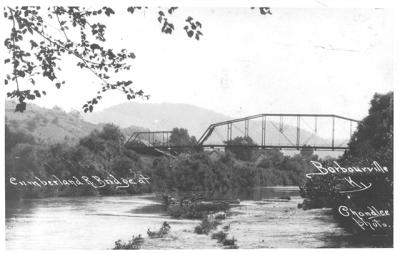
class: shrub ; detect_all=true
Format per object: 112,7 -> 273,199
194,217 -> 221,234
211,231 -> 227,243
166,201 -> 230,219
113,235 -> 144,250
214,213 -> 226,220
223,237 -> 237,246
147,222 -> 171,238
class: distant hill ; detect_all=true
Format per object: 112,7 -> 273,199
5,100 -> 340,156
5,101 -> 148,144
83,102 -> 232,138
5,101 -> 99,144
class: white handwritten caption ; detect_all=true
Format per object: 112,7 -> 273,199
305,160 -> 388,193
9,174 -> 151,189
338,205 -> 391,231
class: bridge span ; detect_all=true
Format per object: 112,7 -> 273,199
126,113 -> 360,151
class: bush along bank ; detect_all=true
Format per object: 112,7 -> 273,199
158,191 -> 240,249
113,222 -> 171,250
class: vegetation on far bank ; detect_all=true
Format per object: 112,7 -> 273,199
6,119 -> 318,200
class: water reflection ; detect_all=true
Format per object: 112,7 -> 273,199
241,186 -> 300,200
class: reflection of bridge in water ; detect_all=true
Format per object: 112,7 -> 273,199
126,113 -> 360,152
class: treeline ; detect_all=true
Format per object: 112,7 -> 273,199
5,124 -> 152,199
299,92 -> 393,243
6,122 -> 316,200
222,135 -> 320,187
151,152 -> 260,198
150,147 -> 318,200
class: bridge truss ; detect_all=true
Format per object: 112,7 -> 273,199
126,114 -> 360,151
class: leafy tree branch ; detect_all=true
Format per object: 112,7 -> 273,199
4,6 -> 270,113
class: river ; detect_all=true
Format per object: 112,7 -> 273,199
5,186 -> 375,249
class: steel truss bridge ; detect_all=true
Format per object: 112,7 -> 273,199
125,113 -> 360,152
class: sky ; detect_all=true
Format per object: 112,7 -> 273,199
3,6 -> 394,120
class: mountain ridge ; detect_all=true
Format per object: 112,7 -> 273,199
6,100 -> 338,153
5,100 -> 148,144
83,102 -> 232,138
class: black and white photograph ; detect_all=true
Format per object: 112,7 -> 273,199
1,0 -> 397,250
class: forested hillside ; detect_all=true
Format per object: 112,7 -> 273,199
5,100 -> 148,144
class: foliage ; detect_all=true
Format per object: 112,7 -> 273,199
4,6 -> 272,113
152,146 -> 313,203
225,136 -> 255,161
222,237 -> 237,246
211,231 -> 227,243
5,123 -> 152,199
4,6 -> 146,113
5,123 -> 262,200
5,124 -> 35,153
211,230 -> 239,249
168,127 -> 198,154
113,221 -> 171,249
113,235 -> 144,250
167,201 -> 230,219
214,213 -> 226,220
151,151 -> 260,197
2,7 -> 203,113
251,7 -> 272,15
5,100 -> 100,145
343,92 -> 393,166
194,216 -> 221,235
255,148 -> 317,186
300,92 -> 393,239
147,222 -> 171,238
6,120 -> 315,201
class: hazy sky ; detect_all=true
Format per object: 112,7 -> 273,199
3,6 -> 393,120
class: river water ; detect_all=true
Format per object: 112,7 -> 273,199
5,187 -> 374,249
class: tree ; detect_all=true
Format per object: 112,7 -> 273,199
341,91 -> 393,217
343,92 -> 393,165
224,136 -> 255,161
299,145 -> 314,158
151,151 -> 260,197
111,157 -> 134,178
169,127 -> 197,154
79,123 -> 125,160
300,92 -> 393,241
4,6 -> 271,113
5,124 -> 35,153
3,6 -> 203,112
